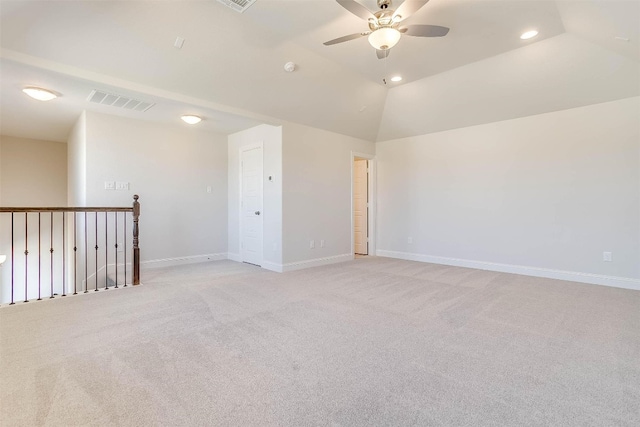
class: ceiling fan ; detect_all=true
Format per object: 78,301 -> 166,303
324,0 -> 449,59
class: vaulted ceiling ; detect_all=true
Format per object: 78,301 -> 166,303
1,0 -> 638,143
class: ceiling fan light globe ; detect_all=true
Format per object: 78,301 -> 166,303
368,27 -> 401,50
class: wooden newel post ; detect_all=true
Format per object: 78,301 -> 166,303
132,195 -> 140,285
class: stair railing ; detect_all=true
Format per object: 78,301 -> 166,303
0,195 -> 140,305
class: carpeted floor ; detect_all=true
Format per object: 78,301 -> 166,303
1,257 -> 639,426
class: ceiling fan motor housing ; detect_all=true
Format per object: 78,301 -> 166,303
369,9 -> 398,31
324,0 -> 450,59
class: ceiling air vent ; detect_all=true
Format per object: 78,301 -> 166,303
87,90 -> 155,112
216,0 -> 257,13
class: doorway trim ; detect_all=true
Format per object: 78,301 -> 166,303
239,141 -> 264,267
351,151 -> 376,257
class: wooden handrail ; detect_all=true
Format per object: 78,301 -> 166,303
0,207 -> 133,213
0,195 -> 141,305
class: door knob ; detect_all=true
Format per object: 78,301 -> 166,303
255,211 -> 261,215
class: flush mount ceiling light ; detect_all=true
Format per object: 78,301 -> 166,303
181,115 -> 202,124
390,75 -> 403,82
520,30 -> 539,40
368,27 -> 402,50
22,87 -> 58,101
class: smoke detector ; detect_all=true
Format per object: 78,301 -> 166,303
284,62 -> 297,73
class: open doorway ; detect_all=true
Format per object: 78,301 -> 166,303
354,158 -> 368,255
352,152 -> 375,258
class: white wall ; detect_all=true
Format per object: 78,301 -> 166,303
0,135 -> 68,303
0,135 -> 67,206
0,137 -> 2,203
228,124 -> 283,270
282,122 -> 375,269
67,111 -> 87,206
376,97 -> 640,287
85,111 -> 228,265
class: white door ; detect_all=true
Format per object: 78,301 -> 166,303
241,146 -> 263,266
354,159 -> 368,255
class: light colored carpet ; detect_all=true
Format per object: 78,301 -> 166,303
1,257 -> 639,426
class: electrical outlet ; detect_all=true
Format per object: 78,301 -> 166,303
104,181 -> 115,190
603,252 -> 612,262
408,237 -> 413,244
310,240 -> 315,249
115,182 -> 129,191
206,186 -> 212,193
320,239 -> 325,248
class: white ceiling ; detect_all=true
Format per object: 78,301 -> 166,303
0,0 -> 638,143
0,58 -> 264,142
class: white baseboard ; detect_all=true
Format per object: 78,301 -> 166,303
226,253 -> 281,271
227,252 -> 241,262
261,261 -> 283,273
281,253 -> 353,272
226,254 -> 354,273
141,253 -> 227,269
376,250 -> 640,291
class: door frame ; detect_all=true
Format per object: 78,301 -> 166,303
351,151 -> 376,257
239,142 -> 264,266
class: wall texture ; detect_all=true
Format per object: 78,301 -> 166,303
67,112 -> 86,206
0,135 -> 68,303
0,135 -> 67,206
376,97 -> 640,287
282,122 -> 375,269
84,111 -> 228,265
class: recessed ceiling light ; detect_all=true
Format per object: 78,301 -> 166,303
390,76 -> 403,82
520,30 -> 539,40
23,87 -> 58,101
181,115 -> 202,125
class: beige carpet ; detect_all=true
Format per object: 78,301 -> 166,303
1,257 -> 639,426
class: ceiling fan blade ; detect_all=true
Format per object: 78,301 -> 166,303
336,0 -> 375,21
402,25 -> 449,37
393,0 -> 429,22
323,32 -> 369,46
376,49 -> 390,59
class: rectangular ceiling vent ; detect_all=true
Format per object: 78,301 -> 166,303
87,90 -> 155,112
216,0 -> 257,13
